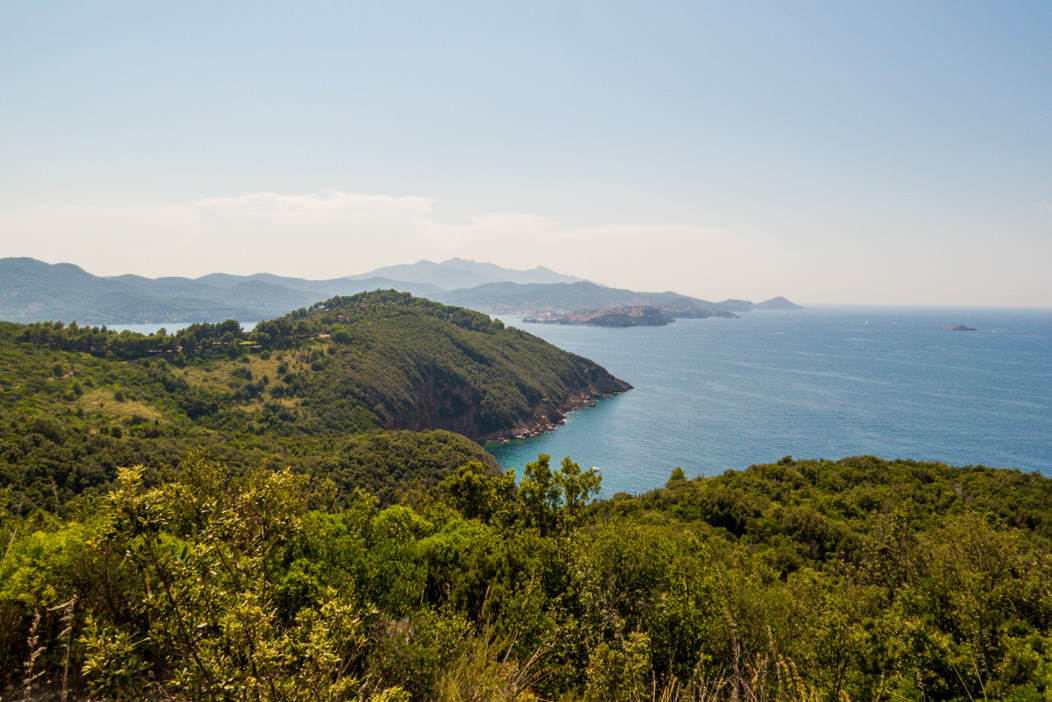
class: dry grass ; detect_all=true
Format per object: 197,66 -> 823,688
649,655 -> 843,702
78,389 -> 164,422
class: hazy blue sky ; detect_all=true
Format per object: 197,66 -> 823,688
2,2 -> 1050,306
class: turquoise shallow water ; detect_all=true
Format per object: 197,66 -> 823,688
487,307 -> 1052,497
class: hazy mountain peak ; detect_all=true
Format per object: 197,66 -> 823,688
348,258 -> 584,289
755,296 -> 805,310
1,257 -> 95,280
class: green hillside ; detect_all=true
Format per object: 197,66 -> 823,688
1,291 -> 628,439
262,292 -> 631,438
0,291 -> 627,512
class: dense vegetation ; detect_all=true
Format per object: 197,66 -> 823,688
1,291 -> 628,442
0,291 -> 628,511
1,455 -> 1049,700
1,290 -> 1048,700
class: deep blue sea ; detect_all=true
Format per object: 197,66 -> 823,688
488,307 -> 1052,497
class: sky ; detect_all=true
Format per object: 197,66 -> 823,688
1,1 -> 1050,307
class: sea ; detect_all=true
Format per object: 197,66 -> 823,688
487,307 -> 1052,497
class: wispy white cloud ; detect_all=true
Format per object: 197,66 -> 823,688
197,191 -> 435,221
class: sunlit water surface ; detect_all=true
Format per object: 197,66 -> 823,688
488,307 -> 1052,496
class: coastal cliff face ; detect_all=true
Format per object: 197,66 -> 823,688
384,372 -> 631,442
486,384 -> 631,442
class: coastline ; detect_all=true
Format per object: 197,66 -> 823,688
480,381 -> 631,444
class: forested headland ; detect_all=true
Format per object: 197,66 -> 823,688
0,291 -> 629,511
0,292 -> 1049,700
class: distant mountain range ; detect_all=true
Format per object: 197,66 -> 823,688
347,257 -> 585,290
0,256 -> 801,324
